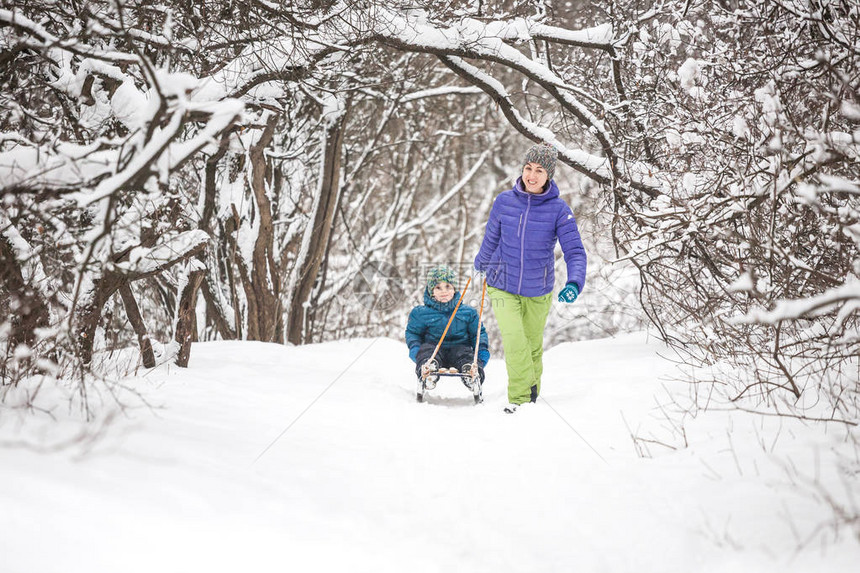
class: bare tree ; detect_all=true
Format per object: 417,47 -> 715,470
0,0 -> 659,386
599,0 -> 859,415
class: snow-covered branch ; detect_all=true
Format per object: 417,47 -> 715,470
109,230 -> 210,280
0,8 -> 141,65
733,280 -> 860,326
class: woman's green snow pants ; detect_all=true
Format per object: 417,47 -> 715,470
487,286 -> 553,405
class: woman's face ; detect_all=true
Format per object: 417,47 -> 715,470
432,282 -> 455,303
522,162 -> 549,194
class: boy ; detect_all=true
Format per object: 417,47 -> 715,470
405,266 -> 489,389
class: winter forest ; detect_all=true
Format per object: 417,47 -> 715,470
1,0 -> 859,568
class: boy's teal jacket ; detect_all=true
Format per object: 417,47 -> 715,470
406,289 -> 490,366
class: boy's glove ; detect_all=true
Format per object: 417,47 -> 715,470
557,282 -> 579,303
420,360 -> 437,377
409,346 -> 419,363
478,349 -> 490,368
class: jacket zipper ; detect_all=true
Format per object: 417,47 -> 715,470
517,195 -> 531,294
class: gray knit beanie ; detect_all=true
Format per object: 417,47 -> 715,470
523,143 -> 557,181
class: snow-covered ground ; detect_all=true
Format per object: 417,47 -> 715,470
1,332 -> 858,572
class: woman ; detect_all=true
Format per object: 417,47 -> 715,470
474,142 -> 586,413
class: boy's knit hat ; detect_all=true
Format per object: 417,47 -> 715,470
524,142 -> 557,181
426,266 -> 456,292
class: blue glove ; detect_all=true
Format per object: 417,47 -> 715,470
409,345 -> 419,363
478,348 -> 490,368
557,282 -> 579,303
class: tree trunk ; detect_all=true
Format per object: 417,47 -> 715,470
175,267 -> 205,367
118,283 -> 156,368
75,240 -> 207,364
244,113 -> 282,341
200,278 -> 237,340
287,105 -> 347,345
198,135 -> 236,341
76,272 -> 125,365
0,234 -> 50,349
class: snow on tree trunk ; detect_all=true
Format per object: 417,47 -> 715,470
0,226 -> 50,352
287,97 -> 347,345
174,262 -> 206,368
242,113 -> 282,342
117,284 -> 155,369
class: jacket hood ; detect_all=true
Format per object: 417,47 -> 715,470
423,288 -> 462,312
514,177 -> 560,203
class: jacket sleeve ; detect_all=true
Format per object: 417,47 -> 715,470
474,196 -> 502,271
405,308 -> 427,351
556,203 -> 587,292
478,322 -> 489,357
466,310 -> 490,357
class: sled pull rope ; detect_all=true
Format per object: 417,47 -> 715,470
428,275 -> 472,365
471,278 -> 487,371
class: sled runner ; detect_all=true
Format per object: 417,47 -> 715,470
416,359 -> 483,404
416,275 -> 487,405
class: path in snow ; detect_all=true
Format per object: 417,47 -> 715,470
1,333 -> 857,572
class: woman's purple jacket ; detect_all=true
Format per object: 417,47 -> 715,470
474,178 -> 587,297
